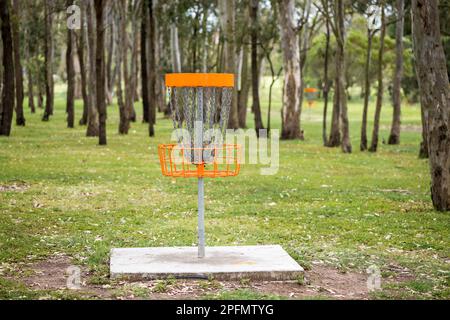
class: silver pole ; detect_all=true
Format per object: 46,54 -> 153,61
198,177 -> 205,258
197,88 -> 205,258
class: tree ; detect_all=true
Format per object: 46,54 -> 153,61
249,0 -> 264,136
360,2 -> 381,151
330,0 -> 351,152
369,3 -> 386,152
141,0 -> 149,123
148,0 -> 156,136
170,22 -> 181,73
219,0 -> 239,129
117,0 -> 130,134
277,0 -> 303,140
42,0 -> 54,121
86,0 -> 99,136
66,0 -> 75,128
11,0 -> 24,126
237,4 -> 250,128
114,1 -> 125,134
94,0 -> 106,145
412,0 -> 450,211
0,0 -> 15,136
320,0 -> 331,146
76,1 -> 89,125
388,0 -> 404,145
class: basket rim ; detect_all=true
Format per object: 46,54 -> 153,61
165,73 -> 234,88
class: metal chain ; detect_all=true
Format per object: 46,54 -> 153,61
167,85 -> 233,160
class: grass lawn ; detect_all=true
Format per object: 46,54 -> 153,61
0,79 -> 449,299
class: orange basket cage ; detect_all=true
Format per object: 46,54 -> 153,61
158,144 -> 241,178
159,73 -> 240,179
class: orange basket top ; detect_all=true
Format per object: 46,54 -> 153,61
165,73 -> 234,88
304,87 -> 318,93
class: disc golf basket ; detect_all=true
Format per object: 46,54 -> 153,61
304,87 -> 319,108
158,73 -> 241,258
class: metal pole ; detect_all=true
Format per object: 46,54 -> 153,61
198,177 -> 205,258
197,88 -> 205,258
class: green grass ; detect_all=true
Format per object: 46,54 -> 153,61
0,78 -> 449,299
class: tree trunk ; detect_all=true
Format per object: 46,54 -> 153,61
201,2 -> 209,73
42,0 -> 54,121
388,0 -> 404,145
66,0 -> 75,128
12,0 -> 24,126
219,0 -> 239,129
360,30 -> 373,151
369,5 -> 386,153
153,0 -> 164,113
170,24 -> 181,73
277,0 -> 303,140
322,14 -> 330,146
105,9 -> 114,106
26,40 -> 35,114
125,2 -> 138,124
37,82 -> 44,109
249,0 -> 264,136
27,68 -> 35,113
94,0 -> 106,145
238,41 -> 250,128
333,0 -> 351,153
141,0 -> 149,123
327,82 -> 341,146
86,0 -> 99,136
117,0 -> 129,134
148,0 -> 156,136
412,0 -> 450,211
77,1 -> 89,125
297,0 -> 312,122
419,98 -> 429,158
0,0 -> 15,136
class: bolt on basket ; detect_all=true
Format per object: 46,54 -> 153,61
158,73 -> 241,258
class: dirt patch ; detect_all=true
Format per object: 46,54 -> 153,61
251,264 -> 370,300
10,257 -> 413,300
0,181 -> 29,192
16,254 -> 112,299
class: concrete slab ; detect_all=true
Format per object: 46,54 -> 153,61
110,245 -> 303,281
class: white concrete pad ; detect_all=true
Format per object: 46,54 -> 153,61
110,245 -> 303,281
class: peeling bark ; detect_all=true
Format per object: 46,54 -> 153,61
277,0 -> 303,140
412,0 -> 450,211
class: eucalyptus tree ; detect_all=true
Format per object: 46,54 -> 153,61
66,0 -> 75,128
12,0 -> 25,126
148,0 -> 156,137
368,2 -> 386,152
412,0 -> 450,211
42,0 -> 54,121
0,0 -> 15,136
86,0 -> 99,136
249,0 -> 265,136
329,0 -> 351,152
94,0 -> 106,145
387,0 -> 405,145
277,0 -> 303,140
219,0 -> 239,129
